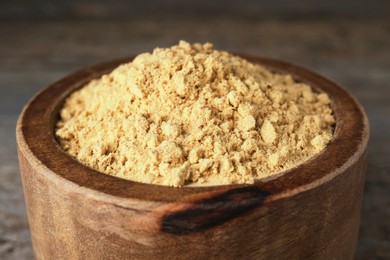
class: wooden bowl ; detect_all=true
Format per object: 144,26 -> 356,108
16,56 -> 369,259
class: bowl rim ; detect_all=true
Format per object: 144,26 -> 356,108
16,55 -> 369,203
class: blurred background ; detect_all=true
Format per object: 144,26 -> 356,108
0,0 -> 389,259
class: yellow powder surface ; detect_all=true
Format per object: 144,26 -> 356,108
56,41 -> 335,187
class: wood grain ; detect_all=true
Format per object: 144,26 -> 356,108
16,56 -> 369,259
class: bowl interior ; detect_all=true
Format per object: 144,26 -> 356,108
17,55 -> 369,202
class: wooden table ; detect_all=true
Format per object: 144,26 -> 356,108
0,1 -> 389,259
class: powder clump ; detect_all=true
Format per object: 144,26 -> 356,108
56,41 -> 335,187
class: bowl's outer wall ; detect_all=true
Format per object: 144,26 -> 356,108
17,143 -> 367,259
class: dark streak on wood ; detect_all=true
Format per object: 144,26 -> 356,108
161,187 -> 270,235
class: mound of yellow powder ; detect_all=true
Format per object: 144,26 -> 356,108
56,41 -> 335,187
